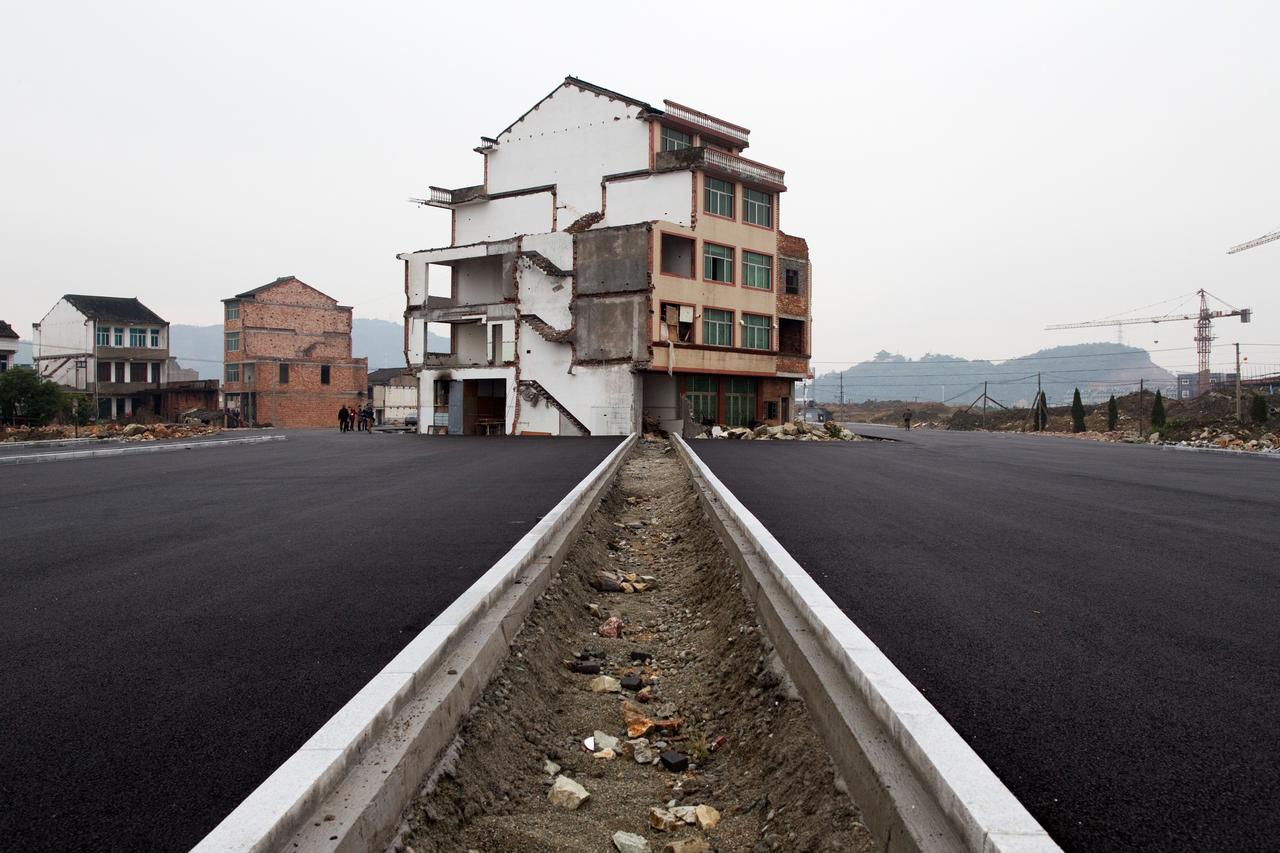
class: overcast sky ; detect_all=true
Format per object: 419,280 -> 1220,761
3,1 -> 1278,377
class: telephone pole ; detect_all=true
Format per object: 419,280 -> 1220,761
1235,343 -> 1243,422
1138,379 -> 1145,435
839,371 -> 844,406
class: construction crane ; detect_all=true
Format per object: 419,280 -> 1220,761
1227,228 -> 1280,254
1046,289 -> 1251,393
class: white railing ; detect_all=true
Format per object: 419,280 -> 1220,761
429,186 -> 453,205
704,148 -> 785,187
663,102 -> 750,146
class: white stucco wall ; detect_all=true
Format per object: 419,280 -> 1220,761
377,384 -> 418,423
517,232 -> 575,331
454,255 -> 506,305
32,299 -> 92,388
454,191 -> 554,244
518,319 -> 637,436
416,367 -> 516,434
603,171 -> 692,229
488,84 -> 650,225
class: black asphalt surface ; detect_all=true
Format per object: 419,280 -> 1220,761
0,432 -> 620,852
693,429 -> 1279,852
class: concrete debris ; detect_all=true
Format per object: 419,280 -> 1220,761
703,419 -> 863,442
593,730 -> 621,752
612,831 -> 651,853
547,775 -> 590,810
595,570 -> 656,594
542,758 -> 561,776
593,747 -> 617,760
623,701 -> 683,739
590,675 -> 621,693
598,616 -> 625,638
650,806 -> 683,831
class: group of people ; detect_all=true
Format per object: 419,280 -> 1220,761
338,404 -> 375,432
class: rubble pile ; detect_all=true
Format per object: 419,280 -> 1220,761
698,419 -> 865,442
1,420 -> 222,443
1161,429 -> 1279,454
398,439 -> 872,853
116,422 -> 222,442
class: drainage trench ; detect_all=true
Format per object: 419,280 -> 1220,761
393,437 -> 874,853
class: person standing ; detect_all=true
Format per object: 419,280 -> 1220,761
338,405 -> 349,432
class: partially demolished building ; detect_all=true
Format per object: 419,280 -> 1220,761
401,77 -> 812,436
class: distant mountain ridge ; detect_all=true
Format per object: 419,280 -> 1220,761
166,319 -> 428,380
813,343 -> 1176,406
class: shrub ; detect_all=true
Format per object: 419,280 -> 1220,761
1252,394 -> 1269,426
1070,388 -> 1086,433
1107,395 -> 1118,431
825,420 -> 844,438
1151,389 -> 1166,429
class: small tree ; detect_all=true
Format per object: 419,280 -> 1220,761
1106,395 -> 1118,431
1070,388 -> 1086,433
70,396 -> 95,437
0,367 -> 66,426
1150,389 -> 1166,429
1251,394 -> 1269,426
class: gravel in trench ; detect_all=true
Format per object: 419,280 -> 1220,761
395,438 -> 874,853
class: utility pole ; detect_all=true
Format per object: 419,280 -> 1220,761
839,371 -> 844,406
1235,343 -> 1243,422
982,381 -> 988,428
1138,379 -> 1144,435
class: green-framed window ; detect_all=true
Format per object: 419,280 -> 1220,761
743,251 -> 772,290
724,378 -> 757,427
704,243 -> 734,283
96,326 -> 109,347
225,363 -> 240,383
661,126 -> 691,151
704,177 -> 735,218
743,313 -> 772,350
686,375 -> 718,424
225,303 -> 240,321
703,308 -> 733,347
743,188 -> 773,227
129,328 -> 146,347
225,332 -> 240,352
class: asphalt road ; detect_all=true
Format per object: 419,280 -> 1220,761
693,429 -> 1279,852
0,431 -> 620,852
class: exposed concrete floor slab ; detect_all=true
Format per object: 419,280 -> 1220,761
0,431 -> 621,852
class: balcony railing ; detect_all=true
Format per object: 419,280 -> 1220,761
662,101 -> 750,147
654,147 -> 785,191
415,185 -> 487,208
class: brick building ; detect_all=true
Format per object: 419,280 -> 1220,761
221,277 -> 368,428
402,77 -> 814,436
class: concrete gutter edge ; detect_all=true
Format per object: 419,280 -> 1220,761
672,435 -> 1060,853
0,435 -> 285,464
191,433 -> 638,853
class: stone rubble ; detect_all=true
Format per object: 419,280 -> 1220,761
547,775 -> 590,810
696,418 -> 866,442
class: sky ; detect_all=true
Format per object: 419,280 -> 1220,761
3,1 -> 1279,378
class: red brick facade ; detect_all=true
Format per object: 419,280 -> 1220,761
222,277 -> 368,428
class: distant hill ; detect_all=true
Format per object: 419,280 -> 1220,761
813,343 -> 1176,407
168,319 -> 438,380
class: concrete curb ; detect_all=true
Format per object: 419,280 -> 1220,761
0,437 -> 118,450
192,433 -> 638,853
0,435 -> 285,465
672,435 -> 1060,853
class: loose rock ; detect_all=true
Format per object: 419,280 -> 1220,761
694,803 -> 721,830
598,616 -> 624,638
547,775 -> 590,810
612,830 -> 651,853
660,750 -> 690,772
590,675 -> 621,693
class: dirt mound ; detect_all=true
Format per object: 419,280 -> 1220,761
398,440 -> 872,853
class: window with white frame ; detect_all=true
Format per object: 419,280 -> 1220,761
129,328 -> 146,347
225,332 -> 240,352
742,314 -> 772,350
225,303 -> 240,321
704,177 -> 734,218
743,252 -> 773,290
703,243 -> 734,283
743,188 -> 773,227
150,328 -> 160,347
703,308 -> 733,347
225,363 -> 240,383
113,328 -> 124,347
96,326 -> 109,347
661,126 -> 691,151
